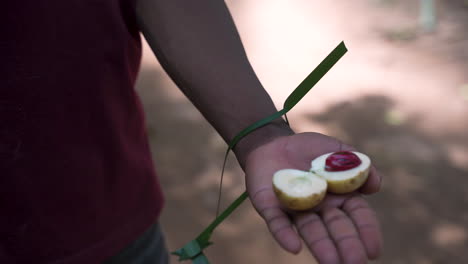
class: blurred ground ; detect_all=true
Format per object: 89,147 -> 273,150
135,0 -> 468,263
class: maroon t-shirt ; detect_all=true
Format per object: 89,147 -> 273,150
1,1 -> 164,263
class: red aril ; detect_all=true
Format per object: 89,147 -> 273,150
325,151 -> 362,172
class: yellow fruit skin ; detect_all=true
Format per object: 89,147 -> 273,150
325,167 -> 370,194
273,184 -> 326,211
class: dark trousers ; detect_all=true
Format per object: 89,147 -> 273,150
104,223 -> 169,264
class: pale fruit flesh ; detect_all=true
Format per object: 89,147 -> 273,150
311,151 -> 371,194
272,151 -> 372,211
272,169 -> 327,211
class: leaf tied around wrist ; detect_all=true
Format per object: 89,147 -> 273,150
172,41 -> 348,263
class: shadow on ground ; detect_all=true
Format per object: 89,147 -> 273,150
307,94 -> 468,263
133,1 -> 468,261
136,64 -> 468,264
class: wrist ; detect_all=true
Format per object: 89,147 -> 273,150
233,118 -> 294,169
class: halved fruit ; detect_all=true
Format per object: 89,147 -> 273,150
272,151 -> 371,211
273,169 -> 327,211
311,151 -> 370,194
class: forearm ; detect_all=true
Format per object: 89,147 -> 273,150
135,0 -> 293,167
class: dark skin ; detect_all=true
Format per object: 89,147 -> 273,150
136,0 -> 383,263
245,133 -> 382,263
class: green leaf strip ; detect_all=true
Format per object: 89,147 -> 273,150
227,109 -> 288,151
197,191 -> 249,243
192,253 -> 211,264
283,41 -> 347,111
173,41 -> 348,263
215,109 -> 287,217
183,240 -> 202,258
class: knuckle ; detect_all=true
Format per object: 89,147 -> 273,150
317,250 -> 341,264
346,195 -> 366,206
335,234 -> 360,244
307,235 -> 332,247
267,216 -> 291,235
296,214 -> 321,231
251,188 -> 275,205
259,206 -> 282,220
343,196 -> 368,212
271,224 -> 292,236
324,212 -> 348,226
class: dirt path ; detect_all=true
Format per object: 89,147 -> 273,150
136,0 -> 468,263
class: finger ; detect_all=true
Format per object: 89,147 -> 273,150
359,166 -> 382,194
322,208 -> 368,264
294,212 -> 340,264
343,196 -> 383,260
251,188 -> 302,254
313,193 -> 355,212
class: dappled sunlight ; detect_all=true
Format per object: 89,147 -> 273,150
306,94 -> 468,262
136,0 -> 468,263
431,223 -> 468,248
225,0 -> 468,138
444,143 -> 468,171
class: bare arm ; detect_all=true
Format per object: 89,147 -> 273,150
135,1 -> 383,262
135,0 -> 292,167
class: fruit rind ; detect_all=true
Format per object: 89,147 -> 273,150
272,169 -> 327,211
325,166 -> 369,193
272,151 -> 371,211
311,151 -> 371,194
273,185 -> 326,211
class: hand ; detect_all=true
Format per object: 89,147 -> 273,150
244,132 -> 383,264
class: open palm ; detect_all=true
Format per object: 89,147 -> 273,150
244,132 -> 383,264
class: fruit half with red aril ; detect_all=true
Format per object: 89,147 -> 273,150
325,151 -> 362,171
311,151 -> 370,194
273,151 -> 371,211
